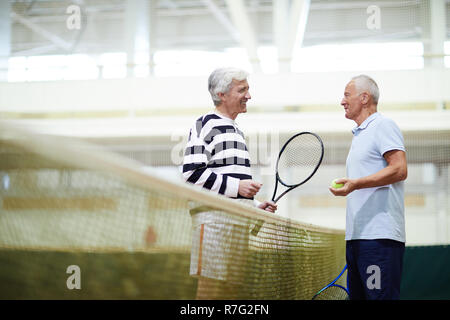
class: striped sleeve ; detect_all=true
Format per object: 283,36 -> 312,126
182,115 -> 240,198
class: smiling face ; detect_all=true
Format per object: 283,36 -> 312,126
341,81 -> 364,123
219,79 -> 251,119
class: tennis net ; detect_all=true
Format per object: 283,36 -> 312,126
0,121 -> 345,299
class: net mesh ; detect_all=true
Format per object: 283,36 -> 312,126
0,123 -> 345,300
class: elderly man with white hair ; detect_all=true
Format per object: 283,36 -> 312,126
182,67 -> 277,299
330,75 -> 408,300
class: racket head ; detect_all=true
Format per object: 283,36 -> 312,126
312,284 -> 349,300
276,132 -> 324,187
312,264 -> 348,300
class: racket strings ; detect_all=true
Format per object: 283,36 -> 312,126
277,134 -> 323,186
313,285 -> 349,300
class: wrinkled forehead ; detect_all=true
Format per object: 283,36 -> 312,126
230,79 -> 249,89
344,81 -> 356,93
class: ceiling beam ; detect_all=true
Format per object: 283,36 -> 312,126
10,11 -> 72,52
289,0 -> 311,51
310,1 -> 422,10
274,0 -> 311,72
224,0 -> 261,73
125,0 -> 152,77
273,0 -> 289,72
201,0 -> 240,43
427,0 -> 446,68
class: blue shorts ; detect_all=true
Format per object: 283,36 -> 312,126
346,239 -> 405,300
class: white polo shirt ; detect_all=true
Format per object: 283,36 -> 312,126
346,112 -> 406,243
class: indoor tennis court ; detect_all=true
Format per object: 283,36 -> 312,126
0,0 -> 449,301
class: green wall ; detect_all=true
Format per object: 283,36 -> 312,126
401,245 -> 450,300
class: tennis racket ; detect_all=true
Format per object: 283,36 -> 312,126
312,265 -> 349,300
250,132 -> 324,236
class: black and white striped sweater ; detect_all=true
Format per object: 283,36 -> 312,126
182,111 -> 253,199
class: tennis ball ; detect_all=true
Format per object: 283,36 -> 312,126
331,179 -> 344,189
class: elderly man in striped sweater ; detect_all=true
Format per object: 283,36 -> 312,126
182,67 -> 277,299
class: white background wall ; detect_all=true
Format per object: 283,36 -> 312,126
1,69 -> 449,112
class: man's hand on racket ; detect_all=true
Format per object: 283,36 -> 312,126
238,179 -> 262,198
328,178 -> 356,196
257,201 -> 277,213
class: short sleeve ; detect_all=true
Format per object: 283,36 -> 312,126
375,118 -> 405,156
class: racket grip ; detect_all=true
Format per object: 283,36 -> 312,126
251,219 -> 264,236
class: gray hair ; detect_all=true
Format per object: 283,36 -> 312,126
208,68 -> 249,106
351,74 -> 379,105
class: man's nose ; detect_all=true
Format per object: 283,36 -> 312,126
245,91 -> 251,99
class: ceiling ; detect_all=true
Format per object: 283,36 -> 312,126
8,0 -> 450,58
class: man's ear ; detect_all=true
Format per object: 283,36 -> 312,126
217,92 -> 226,103
360,92 -> 369,105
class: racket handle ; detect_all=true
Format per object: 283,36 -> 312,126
251,219 -> 264,236
251,197 -> 276,236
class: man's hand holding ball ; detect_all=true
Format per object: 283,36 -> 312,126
329,177 -> 354,196
331,179 -> 344,189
